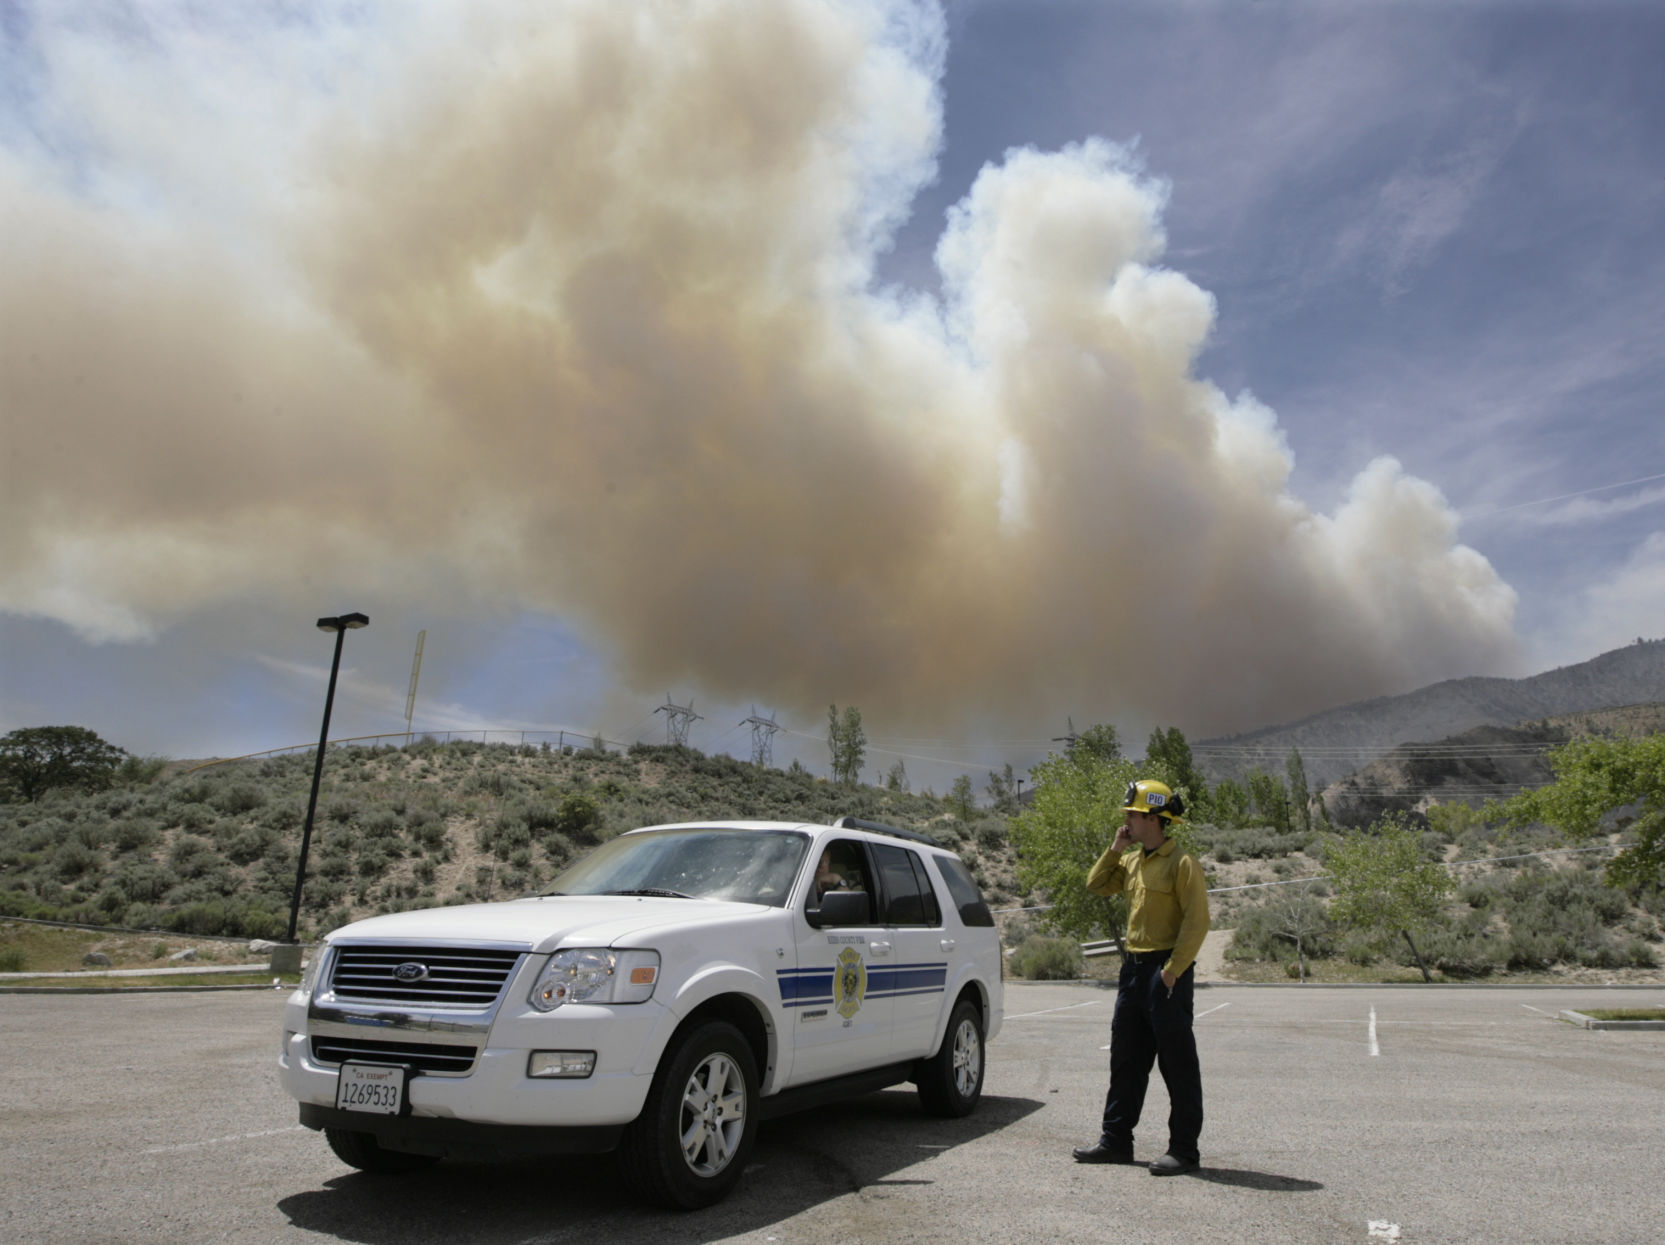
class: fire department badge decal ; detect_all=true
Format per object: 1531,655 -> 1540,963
833,946 -> 866,1019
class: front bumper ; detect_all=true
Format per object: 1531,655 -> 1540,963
280,994 -> 667,1131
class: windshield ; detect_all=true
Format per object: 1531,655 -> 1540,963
545,828 -> 810,907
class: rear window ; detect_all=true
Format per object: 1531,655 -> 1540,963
872,843 -> 940,927
932,855 -> 994,927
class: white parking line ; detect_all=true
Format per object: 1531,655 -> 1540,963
143,1126 -> 307,1155
1520,1003 -> 1553,1015
1368,1006 -> 1380,1056
1197,1002 -> 1232,1020
1004,1000 -> 1104,1021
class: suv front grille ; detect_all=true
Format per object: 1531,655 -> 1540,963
311,1035 -> 478,1075
328,945 -> 525,1007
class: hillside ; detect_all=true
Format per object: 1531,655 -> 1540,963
1195,638 -> 1665,789
1323,702 -> 1665,828
0,739 -> 1025,943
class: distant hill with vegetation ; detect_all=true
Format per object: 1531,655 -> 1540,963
0,739 -> 1024,943
1196,638 -> 1665,790
1322,702 -> 1665,829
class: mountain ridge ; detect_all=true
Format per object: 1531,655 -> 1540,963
1194,638 -> 1665,789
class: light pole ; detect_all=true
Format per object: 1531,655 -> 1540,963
285,612 -> 369,947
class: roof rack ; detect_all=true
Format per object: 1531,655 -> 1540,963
832,816 -> 944,849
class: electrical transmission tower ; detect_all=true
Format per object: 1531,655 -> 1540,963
656,695 -> 703,747
740,708 -> 781,767
1052,716 -> 1080,755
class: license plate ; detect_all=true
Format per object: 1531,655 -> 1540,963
335,1062 -> 408,1115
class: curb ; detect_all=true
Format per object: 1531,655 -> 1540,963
1559,1009 -> 1665,1030
0,983 -> 281,994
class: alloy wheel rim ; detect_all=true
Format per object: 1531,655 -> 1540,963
679,1052 -> 747,1176
951,1019 -> 982,1096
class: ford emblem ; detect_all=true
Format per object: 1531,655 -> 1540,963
392,961 -> 430,983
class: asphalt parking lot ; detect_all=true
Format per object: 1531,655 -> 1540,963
3,983 -> 1662,1245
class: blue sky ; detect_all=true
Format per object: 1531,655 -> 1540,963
1,1 -> 1661,792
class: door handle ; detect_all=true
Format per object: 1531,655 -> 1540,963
940,938 -> 956,953
869,940 -> 892,956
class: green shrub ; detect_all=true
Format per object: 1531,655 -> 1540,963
0,947 -> 26,972
212,784 -> 267,815
1011,935 -> 1084,980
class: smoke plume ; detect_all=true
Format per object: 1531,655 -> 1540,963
0,0 -> 1517,738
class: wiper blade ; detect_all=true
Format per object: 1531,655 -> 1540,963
604,887 -> 696,899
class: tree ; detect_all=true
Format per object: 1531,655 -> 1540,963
1146,726 -> 1207,803
1500,733 -> 1665,887
948,774 -> 976,821
826,705 -> 866,786
1070,723 -> 1121,766
0,726 -> 129,803
1010,743 -> 1197,951
1011,749 -> 1141,949
885,759 -> 909,793
1268,890 -> 1330,983
1246,769 -> 1290,833
1210,778 -> 1249,829
1323,813 -> 1453,982
986,763 -> 1020,814
1286,748 -> 1311,836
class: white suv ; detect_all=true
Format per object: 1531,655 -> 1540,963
279,817 -> 1004,1208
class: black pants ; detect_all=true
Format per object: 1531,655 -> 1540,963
1100,955 -> 1202,1162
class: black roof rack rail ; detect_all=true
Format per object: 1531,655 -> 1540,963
832,816 -> 944,849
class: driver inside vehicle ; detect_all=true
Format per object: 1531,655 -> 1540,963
814,848 -> 846,899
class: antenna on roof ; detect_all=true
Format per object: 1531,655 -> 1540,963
740,707 -> 781,767
656,695 -> 703,747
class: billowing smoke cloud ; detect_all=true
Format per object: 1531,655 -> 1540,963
0,0 -> 1517,739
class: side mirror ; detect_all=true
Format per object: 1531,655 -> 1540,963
807,889 -> 870,929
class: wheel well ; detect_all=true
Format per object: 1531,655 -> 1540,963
675,994 -> 773,1080
954,982 -> 986,1027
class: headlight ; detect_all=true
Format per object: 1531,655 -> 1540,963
298,945 -> 328,995
528,948 -> 659,1012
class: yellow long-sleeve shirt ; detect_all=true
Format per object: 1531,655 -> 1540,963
1086,836 -> 1211,978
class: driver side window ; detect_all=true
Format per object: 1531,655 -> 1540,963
808,839 -> 877,923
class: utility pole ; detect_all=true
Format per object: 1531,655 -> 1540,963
655,695 -> 703,747
404,629 -> 426,744
1052,716 -> 1080,756
740,708 -> 781,767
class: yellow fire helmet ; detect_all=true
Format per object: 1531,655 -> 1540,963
1122,779 -> 1185,822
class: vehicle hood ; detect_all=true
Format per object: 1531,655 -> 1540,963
324,895 -> 775,954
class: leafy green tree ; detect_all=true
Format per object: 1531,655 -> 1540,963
1500,733 -> 1665,887
1209,778 -> 1249,829
826,705 -> 866,786
1247,769 -> 1290,833
0,726 -> 129,803
1070,723 -> 1121,766
948,774 -> 976,821
1011,749 -> 1140,948
1286,748 -> 1311,835
1323,813 -> 1453,982
1146,726 -> 1206,803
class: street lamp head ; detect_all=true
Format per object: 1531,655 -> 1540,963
316,612 -> 370,632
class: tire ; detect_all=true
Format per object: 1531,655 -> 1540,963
619,1020 -> 759,1210
324,1127 -> 441,1175
917,998 -> 984,1118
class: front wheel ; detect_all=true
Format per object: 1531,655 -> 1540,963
917,998 -> 984,1117
619,1020 -> 759,1209
324,1127 -> 440,1174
